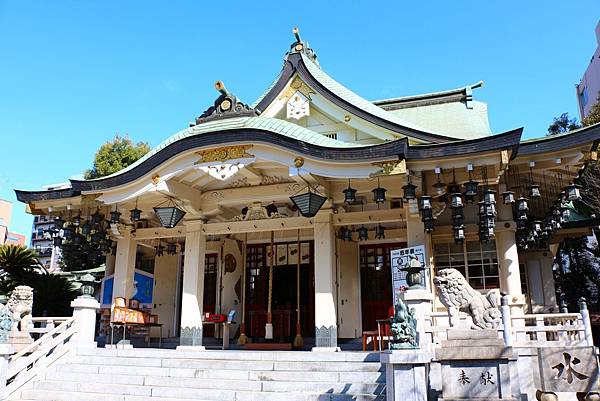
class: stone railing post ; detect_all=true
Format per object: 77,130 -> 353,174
501,294 -> 513,346
578,297 -> 594,346
70,296 -> 100,349
0,343 -> 14,399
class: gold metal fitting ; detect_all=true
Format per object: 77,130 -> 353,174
294,157 -> 305,168
151,174 -> 160,185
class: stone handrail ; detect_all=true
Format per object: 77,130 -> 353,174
27,317 -> 72,336
421,302 -> 593,348
5,317 -> 76,396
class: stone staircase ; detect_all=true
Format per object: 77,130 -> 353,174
13,348 -> 386,401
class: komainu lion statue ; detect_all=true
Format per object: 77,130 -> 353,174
4,285 -> 34,335
433,268 -> 501,329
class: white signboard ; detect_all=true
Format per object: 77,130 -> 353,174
390,245 -> 427,304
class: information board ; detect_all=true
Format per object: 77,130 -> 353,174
390,245 -> 427,304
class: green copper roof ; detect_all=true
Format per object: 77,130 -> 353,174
299,53 -> 463,141
385,101 -> 492,140
83,116 -> 364,182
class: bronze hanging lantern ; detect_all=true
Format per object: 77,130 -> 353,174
372,177 -> 387,204
375,225 -> 385,240
502,191 -> 515,205
358,226 -> 369,241
343,179 -> 357,204
450,193 -> 463,208
516,197 -> 529,212
529,184 -> 541,199
565,183 -> 582,201
419,196 -> 432,210
402,181 -> 417,200
341,227 -> 353,242
110,207 -> 122,224
453,225 -> 465,243
53,216 -> 65,229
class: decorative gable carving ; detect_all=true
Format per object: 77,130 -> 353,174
193,81 -> 258,125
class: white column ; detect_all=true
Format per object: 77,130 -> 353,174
113,228 -> 136,299
313,210 -> 338,350
178,221 -> 206,349
496,183 -> 525,317
70,296 -> 101,349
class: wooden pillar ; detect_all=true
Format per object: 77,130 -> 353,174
293,229 -> 304,348
178,221 -> 206,349
265,231 -> 274,340
238,233 -> 248,345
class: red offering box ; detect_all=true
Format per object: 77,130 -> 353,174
208,314 -> 227,323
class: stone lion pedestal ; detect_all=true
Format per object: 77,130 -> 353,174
381,349 -> 433,401
434,330 -> 519,401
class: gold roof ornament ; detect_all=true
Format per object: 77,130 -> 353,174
195,145 -> 254,164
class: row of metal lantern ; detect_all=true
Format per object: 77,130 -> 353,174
338,224 -> 386,242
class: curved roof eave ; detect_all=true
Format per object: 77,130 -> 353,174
516,123 -> 600,156
254,52 -> 462,144
406,128 -> 523,160
15,125 -> 527,203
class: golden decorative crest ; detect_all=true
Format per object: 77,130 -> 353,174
370,159 -> 406,176
279,75 -> 315,101
195,145 -> 254,164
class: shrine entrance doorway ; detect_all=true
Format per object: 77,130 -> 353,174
245,241 -> 315,342
359,242 -> 406,332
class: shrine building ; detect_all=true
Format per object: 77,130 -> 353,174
15,29 -> 600,352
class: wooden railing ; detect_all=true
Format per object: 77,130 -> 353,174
5,317 -> 76,396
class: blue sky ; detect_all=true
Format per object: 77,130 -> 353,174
1,1 -> 599,243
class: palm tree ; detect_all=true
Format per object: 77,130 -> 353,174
0,245 -> 78,316
0,245 -> 43,274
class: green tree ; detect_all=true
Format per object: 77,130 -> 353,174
554,237 -> 600,312
547,112 -> 581,136
583,91 -> 600,127
0,245 -> 78,316
84,134 -> 150,179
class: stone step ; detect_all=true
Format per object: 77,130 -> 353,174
75,348 -> 381,363
21,390 -> 385,401
64,355 -> 384,373
39,373 -> 384,395
52,363 -> 385,383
